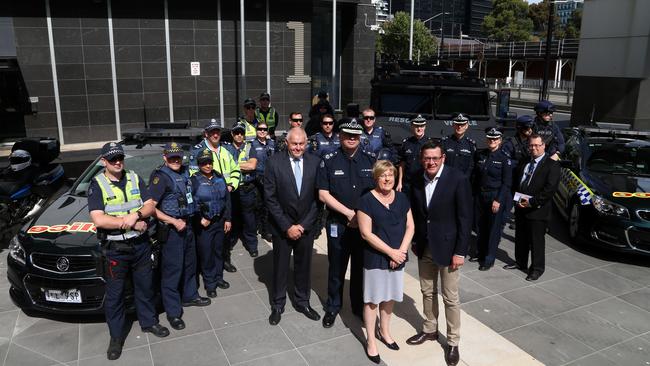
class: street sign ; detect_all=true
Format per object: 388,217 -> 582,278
191,62 -> 200,76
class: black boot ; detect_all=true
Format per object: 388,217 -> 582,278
107,337 -> 124,360
222,248 -> 237,273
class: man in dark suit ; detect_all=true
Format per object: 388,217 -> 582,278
406,141 -> 472,366
504,134 -> 560,281
264,127 -> 321,325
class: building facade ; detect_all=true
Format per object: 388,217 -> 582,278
555,0 -> 582,25
0,0 -> 376,144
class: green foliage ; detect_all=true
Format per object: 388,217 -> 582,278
377,11 -> 437,61
482,0 -> 533,41
528,0 -> 580,39
563,9 -> 582,39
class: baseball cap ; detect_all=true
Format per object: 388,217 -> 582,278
196,148 -> 213,165
163,142 -> 184,158
259,92 -> 270,100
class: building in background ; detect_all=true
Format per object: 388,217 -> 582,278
0,0 -> 377,144
556,0 -> 583,25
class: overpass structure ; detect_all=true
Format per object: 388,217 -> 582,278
437,38 -> 579,89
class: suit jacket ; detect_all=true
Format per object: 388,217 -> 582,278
514,154 -> 561,221
264,151 -> 320,237
410,166 -> 473,266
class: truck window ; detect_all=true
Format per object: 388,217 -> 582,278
379,93 -> 433,114
435,91 -> 488,117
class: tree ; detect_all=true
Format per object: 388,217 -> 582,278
527,0 -> 565,39
376,11 -> 437,61
563,9 -> 582,39
482,0 -> 533,42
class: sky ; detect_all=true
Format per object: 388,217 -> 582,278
526,0 -> 543,3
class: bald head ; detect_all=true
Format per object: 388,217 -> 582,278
286,127 -> 307,159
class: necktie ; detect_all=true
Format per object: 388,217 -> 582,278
522,159 -> 536,189
293,158 -> 302,195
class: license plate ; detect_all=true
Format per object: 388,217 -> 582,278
44,289 -> 82,303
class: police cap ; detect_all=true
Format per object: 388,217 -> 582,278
204,118 -> 222,132
196,148 -> 213,165
485,127 -> 503,139
452,113 -> 469,124
317,90 -> 328,98
259,92 -> 270,100
516,115 -> 534,128
338,118 -> 363,135
533,100 -> 556,113
243,97 -> 256,108
163,142 -> 184,158
100,142 -> 124,160
411,114 -> 427,126
231,122 -> 246,133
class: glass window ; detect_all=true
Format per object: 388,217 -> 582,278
586,145 -> 650,176
435,90 -> 488,116
379,92 -> 433,114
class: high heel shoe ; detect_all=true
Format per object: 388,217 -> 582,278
365,348 -> 380,364
376,329 -> 400,350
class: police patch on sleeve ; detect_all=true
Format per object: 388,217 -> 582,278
152,176 -> 160,185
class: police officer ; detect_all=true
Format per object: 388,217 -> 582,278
251,122 -> 275,241
255,92 -> 279,137
309,114 -> 340,158
191,148 -> 232,298
360,108 -> 395,161
276,112 -> 304,152
189,119 -> 241,273
442,113 -> 477,179
471,128 -> 512,271
88,143 -> 169,360
503,115 -> 533,167
533,100 -> 564,160
317,118 -> 376,328
225,122 -> 259,258
150,143 -> 211,332
397,114 -> 430,196
239,97 -> 259,142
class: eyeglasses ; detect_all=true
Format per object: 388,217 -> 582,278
363,116 -> 376,120
106,156 -> 125,164
257,128 -> 268,131
322,121 -> 334,125
244,105 -> 255,110
291,118 -> 303,122
232,131 -> 244,135
378,173 -> 394,179
528,143 -> 543,148
423,156 -> 443,162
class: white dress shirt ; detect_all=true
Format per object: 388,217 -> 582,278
424,165 -> 445,206
520,153 -> 545,186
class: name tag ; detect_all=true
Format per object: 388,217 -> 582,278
493,161 -> 502,165
186,192 -> 194,204
334,170 -> 345,176
130,189 -> 140,195
330,224 -> 338,238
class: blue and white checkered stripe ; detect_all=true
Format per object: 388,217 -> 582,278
561,168 -> 593,205
576,185 -> 592,205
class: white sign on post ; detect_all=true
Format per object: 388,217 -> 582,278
191,62 -> 201,76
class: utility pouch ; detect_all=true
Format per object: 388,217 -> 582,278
150,236 -> 161,269
155,220 -> 170,243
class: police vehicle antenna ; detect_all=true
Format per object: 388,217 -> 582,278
589,103 -> 596,126
143,100 -> 149,130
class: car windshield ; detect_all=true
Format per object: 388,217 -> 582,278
435,90 -> 488,116
379,92 -> 433,114
72,148 -> 168,196
586,144 -> 650,176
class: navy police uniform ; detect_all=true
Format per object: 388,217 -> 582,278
533,101 -> 565,157
191,149 -> 232,296
149,144 -> 205,320
224,136 -> 259,255
442,134 -> 476,178
309,132 -> 340,158
252,137 -> 275,238
398,135 -> 430,195
361,126 -> 396,163
317,119 -> 376,316
472,128 -> 512,268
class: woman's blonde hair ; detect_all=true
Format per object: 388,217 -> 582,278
372,160 -> 397,181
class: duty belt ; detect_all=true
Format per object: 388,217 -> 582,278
106,231 -> 142,241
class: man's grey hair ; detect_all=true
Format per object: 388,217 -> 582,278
286,126 -> 307,141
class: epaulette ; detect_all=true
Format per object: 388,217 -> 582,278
402,137 -> 408,143
193,142 -> 203,149
323,150 -> 338,160
442,135 -> 449,141
362,149 -> 376,159
468,138 -> 476,145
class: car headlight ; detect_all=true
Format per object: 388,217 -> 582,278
8,235 -> 26,265
592,195 -> 630,218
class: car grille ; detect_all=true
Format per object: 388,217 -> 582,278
637,210 -> 650,222
628,227 -> 650,252
23,274 -> 105,310
31,253 -> 97,273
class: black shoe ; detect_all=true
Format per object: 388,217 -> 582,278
468,256 -> 480,262
142,323 -> 170,338
295,305 -> 320,321
376,330 -> 399,350
322,311 -> 337,328
405,331 -> 438,345
269,309 -> 282,325
223,261 -> 237,273
263,233 -> 273,241
167,317 -> 186,330
503,263 -> 520,270
445,345 -> 460,366
216,279 -> 230,289
366,347 -> 380,364
107,337 -> 124,360
207,289 -> 217,298
249,250 -> 258,258
479,264 -> 493,271
526,272 -> 542,281
182,296 -> 211,307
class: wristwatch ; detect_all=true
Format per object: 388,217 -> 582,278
136,210 -> 143,220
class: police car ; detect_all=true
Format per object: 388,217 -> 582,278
6,124 -> 203,314
553,124 -> 650,256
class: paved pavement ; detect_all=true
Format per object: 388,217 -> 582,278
1,211 -> 649,365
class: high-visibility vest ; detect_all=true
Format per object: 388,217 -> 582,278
189,140 -> 241,190
238,118 -> 257,142
94,170 -> 143,216
255,107 -> 276,130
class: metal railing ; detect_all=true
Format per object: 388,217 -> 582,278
439,38 -> 580,60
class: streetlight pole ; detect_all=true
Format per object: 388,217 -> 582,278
409,0 -> 415,60
540,0 -> 555,101
420,12 -> 450,62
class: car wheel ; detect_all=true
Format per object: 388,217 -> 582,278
568,200 -> 581,240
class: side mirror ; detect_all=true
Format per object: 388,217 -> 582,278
66,177 -> 77,186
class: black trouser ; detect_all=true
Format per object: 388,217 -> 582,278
514,213 -> 547,275
271,233 -> 314,311
325,221 -> 364,315
254,179 -> 269,236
